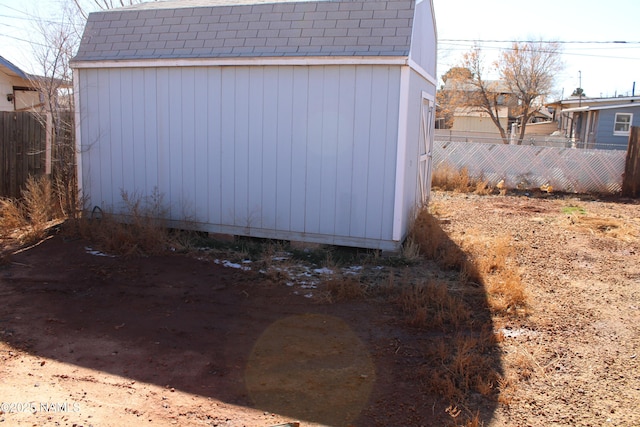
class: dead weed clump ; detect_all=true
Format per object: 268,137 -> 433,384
398,280 -> 470,329
410,208 -> 465,270
0,176 -> 64,243
325,276 -> 368,302
74,189 -> 170,256
432,163 -> 493,195
421,331 -> 502,402
463,235 -> 528,315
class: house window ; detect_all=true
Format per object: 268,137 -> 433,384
613,113 -> 632,136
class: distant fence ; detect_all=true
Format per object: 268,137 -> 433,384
0,112 -> 47,198
434,129 -> 625,150
0,111 -> 74,198
432,140 -> 627,194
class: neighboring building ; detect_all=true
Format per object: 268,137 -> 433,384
71,0 -> 438,251
0,56 -> 42,112
436,79 -> 517,135
547,96 -> 640,150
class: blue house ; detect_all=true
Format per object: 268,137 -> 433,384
548,96 -> 640,150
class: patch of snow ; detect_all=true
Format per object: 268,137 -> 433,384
213,259 -> 251,271
85,247 -> 115,258
313,267 -> 334,274
343,266 -> 363,275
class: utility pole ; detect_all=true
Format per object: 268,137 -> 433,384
579,71 -> 582,106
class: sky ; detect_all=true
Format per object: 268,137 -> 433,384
433,0 -> 640,99
1,0 -> 640,101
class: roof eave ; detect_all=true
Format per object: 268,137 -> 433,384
71,55 -> 410,69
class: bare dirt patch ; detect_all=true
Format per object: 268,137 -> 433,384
1,190 -> 639,426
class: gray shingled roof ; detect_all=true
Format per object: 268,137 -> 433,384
73,0 -> 415,62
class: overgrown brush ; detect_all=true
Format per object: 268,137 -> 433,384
432,162 -> 493,195
75,189 -> 171,256
0,175 -> 64,243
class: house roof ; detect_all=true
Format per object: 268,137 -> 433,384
560,102 -> 640,113
547,95 -> 640,108
72,0 -> 416,62
0,55 -> 30,80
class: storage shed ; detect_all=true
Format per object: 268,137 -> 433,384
72,0 -> 437,251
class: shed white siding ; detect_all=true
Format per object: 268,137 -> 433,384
409,0 -> 437,78
77,64 -> 402,248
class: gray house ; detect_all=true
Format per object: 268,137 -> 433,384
548,96 -> 640,150
71,0 -> 437,251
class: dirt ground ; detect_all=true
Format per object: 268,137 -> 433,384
1,190 -> 639,426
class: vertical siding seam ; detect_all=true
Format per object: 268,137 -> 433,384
303,67 -> 309,233
348,67 -> 357,237
332,68 -> 341,237
275,66 -> 280,231
379,65 -> 392,240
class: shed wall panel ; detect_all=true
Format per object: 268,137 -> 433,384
77,64 -> 402,247
143,68 -> 159,196
409,0 -> 436,78
276,67 -> 294,232
206,67 -> 223,224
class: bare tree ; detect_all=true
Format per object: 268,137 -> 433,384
500,41 -> 563,144
436,67 -> 472,129
23,0 -> 156,215
446,45 -> 512,143
26,4 -> 80,216
443,42 -> 563,144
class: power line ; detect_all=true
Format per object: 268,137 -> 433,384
0,32 -> 48,47
440,39 -> 640,44
0,12 -> 64,25
438,42 -> 640,61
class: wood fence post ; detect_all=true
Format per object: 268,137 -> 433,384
622,126 -> 640,197
45,112 -> 53,175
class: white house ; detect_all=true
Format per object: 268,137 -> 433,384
71,0 -> 437,251
0,56 -> 42,112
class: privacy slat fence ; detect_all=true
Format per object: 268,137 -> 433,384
433,140 -> 627,194
0,112 -> 47,198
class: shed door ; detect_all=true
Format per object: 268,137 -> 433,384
418,92 -> 434,204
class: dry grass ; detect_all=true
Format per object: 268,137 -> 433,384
410,207 -> 527,316
432,163 -> 493,195
325,276 -> 368,302
463,235 -> 528,315
570,215 -> 638,241
409,207 -> 472,274
398,280 -> 470,329
421,331 -> 501,402
0,176 -> 64,244
74,189 -> 170,256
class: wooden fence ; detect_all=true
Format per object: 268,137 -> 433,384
1,112 -> 47,198
622,127 -> 640,197
0,111 -> 74,198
